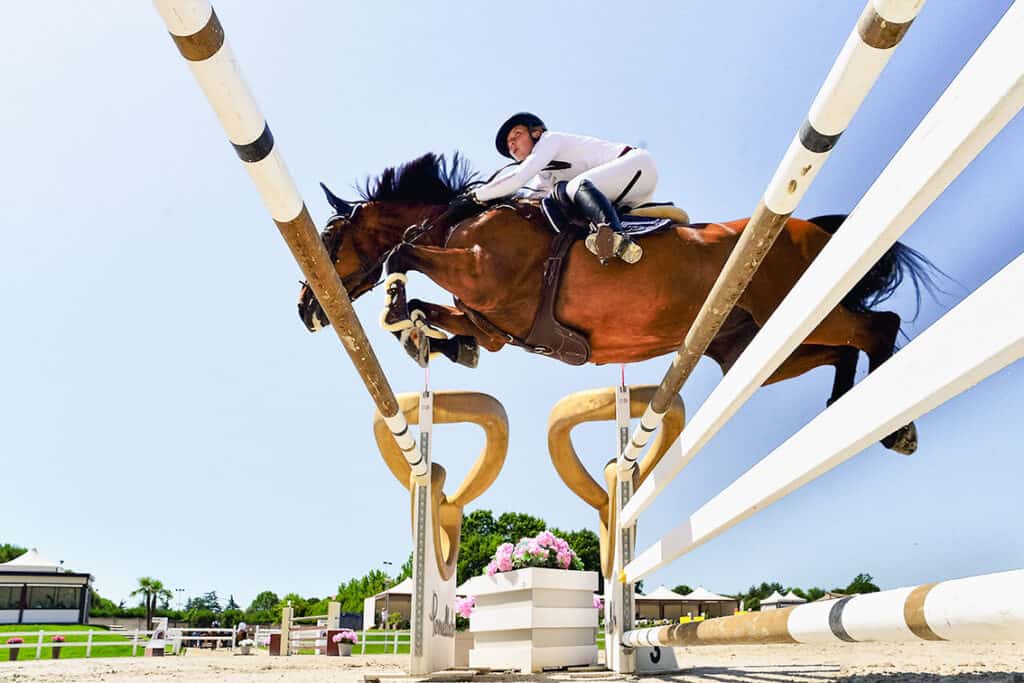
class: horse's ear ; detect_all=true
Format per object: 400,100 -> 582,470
320,182 -> 354,217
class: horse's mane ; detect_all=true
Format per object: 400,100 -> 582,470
358,152 -> 477,204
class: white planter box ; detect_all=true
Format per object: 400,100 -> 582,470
462,567 -> 598,673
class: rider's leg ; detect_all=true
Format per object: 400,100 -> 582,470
571,180 -> 642,264
567,150 -> 658,264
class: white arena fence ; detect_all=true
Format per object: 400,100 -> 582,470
0,627 -> 234,658
254,626 -> 410,655
604,0 -> 1024,672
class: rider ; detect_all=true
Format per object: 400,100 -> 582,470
449,113 -> 658,264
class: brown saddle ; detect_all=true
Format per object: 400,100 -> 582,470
451,197 -> 677,366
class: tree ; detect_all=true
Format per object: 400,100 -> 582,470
843,573 -> 880,594
185,591 -> 221,613
0,544 -> 26,564
336,569 -> 391,614
248,591 -> 280,612
225,595 -> 240,611
397,553 -> 413,582
672,585 -> 693,596
130,577 -> 173,628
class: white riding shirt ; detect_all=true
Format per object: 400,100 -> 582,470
473,131 -> 654,204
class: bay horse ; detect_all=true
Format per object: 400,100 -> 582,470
298,153 -> 940,454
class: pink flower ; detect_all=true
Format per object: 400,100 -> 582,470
556,551 -> 572,569
537,531 -> 556,547
593,595 -> 604,609
332,629 -> 358,644
553,538 -> 570,554
486,560 -> 498,577
455,596 -> 476,618
52,635 -> 66,643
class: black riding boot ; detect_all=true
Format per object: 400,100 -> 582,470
573,179 -> 642,264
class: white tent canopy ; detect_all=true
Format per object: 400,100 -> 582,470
761,589 -> 807,608
683,586 -> 734,601
0,548 -> 62,573
371,577 -> 413,598
642,586 -> 689,601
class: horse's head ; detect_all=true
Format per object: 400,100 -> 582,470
298,153 -> 477,332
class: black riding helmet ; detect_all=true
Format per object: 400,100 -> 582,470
495,112 -> 546,158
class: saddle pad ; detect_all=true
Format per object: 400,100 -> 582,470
619,214 -> 674,237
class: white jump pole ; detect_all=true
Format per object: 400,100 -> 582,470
152,0 -> 427,482
623,569 -> 1024,647
620,0 -> 1024,529
617,0 -> 926,479
624,251 -> 1024,583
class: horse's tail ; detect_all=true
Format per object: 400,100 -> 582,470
808,214 -> 950,320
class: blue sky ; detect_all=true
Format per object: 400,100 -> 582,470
2,1 -> 1021,610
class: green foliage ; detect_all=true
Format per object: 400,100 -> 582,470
549,527 -> 600,573
336,569 -> 392,614
456,510 -> 550,584
733,581 -> 785,611
672,584 -> 693,596
184,591 -> 221,612
0,544 -> 27,564
397,553 -> 413,582
129,577 -> 173,626
225,595 -> 240,611
247,591 -> 280,612
843,573 -> 880,594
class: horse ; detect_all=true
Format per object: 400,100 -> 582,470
297,153 -> 941,454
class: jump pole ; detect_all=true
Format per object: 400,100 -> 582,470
623,569 -> 1024,648
152,0 -> 426,481
616,0 -> 925,479
620,0 -> 1024,530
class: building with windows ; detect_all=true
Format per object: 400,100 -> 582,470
0,548 -> 93,624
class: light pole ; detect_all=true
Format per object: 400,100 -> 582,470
174,588 -> 185,612
382,561 -> 393,629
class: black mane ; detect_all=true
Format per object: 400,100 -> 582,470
358,152 -> 477,204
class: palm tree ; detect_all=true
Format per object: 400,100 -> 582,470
130,577 -> 173,629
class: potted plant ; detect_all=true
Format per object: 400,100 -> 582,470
237,638 -> 254,655
462,531 -> 599,672
51,635 -> 65,659
6,637 -> 23,661
331,629 -> 358,656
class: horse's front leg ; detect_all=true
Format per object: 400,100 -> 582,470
381,244 -> 488,332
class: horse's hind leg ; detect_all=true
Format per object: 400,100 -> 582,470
764,344 -> 858,404
798,305 -> 916,455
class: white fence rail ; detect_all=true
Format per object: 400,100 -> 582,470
0,627 -> 234,658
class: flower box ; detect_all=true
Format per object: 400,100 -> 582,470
462,566 -> 598,673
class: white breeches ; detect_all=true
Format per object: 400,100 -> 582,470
566,148 -> 658,207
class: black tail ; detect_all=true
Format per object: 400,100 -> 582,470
809,214 -> 950,320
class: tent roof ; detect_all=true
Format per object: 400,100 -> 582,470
372,577 -> 414,598
638,586 -> 688,601
0,548 -> 62,573
683,586 -> 734,602
762,589 -> 804,604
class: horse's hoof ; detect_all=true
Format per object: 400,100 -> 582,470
881,422 -> 917,455
455,336 -> 479,368
398,327 -> 430,367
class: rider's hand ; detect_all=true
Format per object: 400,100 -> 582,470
447,191 -> 485,222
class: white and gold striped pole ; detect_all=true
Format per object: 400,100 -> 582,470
617,0 -> 925,479
622,569 -> 1024,648
153,0 -> 425,480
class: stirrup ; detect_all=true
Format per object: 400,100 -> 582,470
584,224 -> 618,263
615,236 -> 643,264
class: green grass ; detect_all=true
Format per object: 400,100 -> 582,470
0,624 -> 149,660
